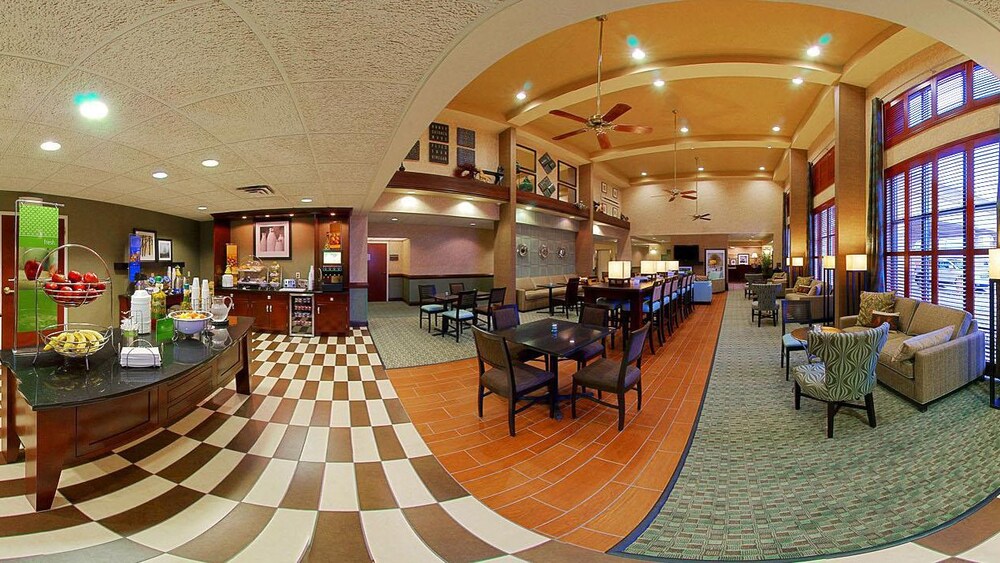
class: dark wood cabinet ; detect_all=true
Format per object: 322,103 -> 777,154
315,293 -> 349,336
217,290 -> 288,333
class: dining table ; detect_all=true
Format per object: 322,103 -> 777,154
493,318 -> 611,418
581,280 -> 657,330
535,282 -> 566,316
432,292 -> 490,337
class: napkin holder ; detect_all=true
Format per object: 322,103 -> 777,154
120,345 -> 162,368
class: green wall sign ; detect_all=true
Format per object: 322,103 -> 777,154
17,202 -> 59,334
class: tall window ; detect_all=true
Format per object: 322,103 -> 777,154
884,133 -> 999,344
884,61 -> 1000,148
812,201 -> 836,278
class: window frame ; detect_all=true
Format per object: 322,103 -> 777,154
811,199 -> 836,278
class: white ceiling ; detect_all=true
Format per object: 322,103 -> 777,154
0,0 -> 501,220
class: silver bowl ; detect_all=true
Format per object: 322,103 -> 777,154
167,311 -> 212,335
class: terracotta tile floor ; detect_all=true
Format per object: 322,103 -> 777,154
386,295 -> 727,552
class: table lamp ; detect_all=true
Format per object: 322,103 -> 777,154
989,248 -> 1000,409
640,261 -> 657,276
655,260 -> 668,275
846,254 -> 868,315
665,260 -> 679,273
608,261 -> 631,285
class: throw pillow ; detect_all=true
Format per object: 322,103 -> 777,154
870,311 -> 900,331
858,291 -> 895,327
795,285 -> 811,294
808,283 -> 823,296
894,326 -> 954,362
795,276 -> 814,287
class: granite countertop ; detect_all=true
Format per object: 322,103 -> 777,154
0,317 -> 253,411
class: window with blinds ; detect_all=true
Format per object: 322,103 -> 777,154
811,202 -> 836,278
884,60 -> 999,148
884,133 -> 999,348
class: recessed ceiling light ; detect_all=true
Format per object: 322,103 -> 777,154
152,171 -> 168,179
39,141 -> 61,151
791,77 -> 804,85
241,215 -> 247,219
525,206 -> 534,210
197,206 -> 208,211
330,212 -> 336,216
406,191 -> 415,194
264,214 -> 270,218
698,166 -> 705,171
759,166 -> 766,171
653,79 -> 665,87
201,158 -> 219,167
772,126 -> 781,132
679,126 -> 689,133
391,217 -> 398,221
75,93 -> 108,120
470,222 -> 476,226
806,45 -> 821,57
767,145 -> 773,149
515,91 -> 527,101
631,48 -> 646,60
289,213 -> 294,217
301,197 -> 313,203
641,171 -> 648,176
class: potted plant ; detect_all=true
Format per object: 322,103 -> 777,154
761,252 -> 773,278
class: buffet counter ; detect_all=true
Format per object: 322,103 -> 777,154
0,317 -> 253,511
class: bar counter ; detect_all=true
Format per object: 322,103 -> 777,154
0,317 -> 254,511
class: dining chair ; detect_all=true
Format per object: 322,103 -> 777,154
491,303 -> 547,366
559,303 -> 612,371
793,324 -> 888,438
449,282 -> 466,295
417,284 -> 444,333
474,287 -> 506,329
472,327 -> 558,437
745,273 -> 764,300
441,289 -> 477,342
751,283 -> 780,327
552,277 -> 581,318
571,323 -> 650,431
781,299 -> 813,380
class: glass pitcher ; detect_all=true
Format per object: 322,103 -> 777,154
209,295 -> 234,323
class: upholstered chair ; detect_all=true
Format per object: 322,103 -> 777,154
780,299 -> 813,380
745,273 -> 764,299
417,284 -> 443,333
571,323 -> 650,431
792,324 -> 889,438
751,283 -> 781,326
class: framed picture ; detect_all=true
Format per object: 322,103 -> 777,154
157,238 -> 173,262
610,205 -> 619,217
254,220 -> 291,259
729,258 -> 737,266
601,182 -> 608,194
428,142 -> 448,164
457,147 -> 476,167
705,249 -> 726,280
133,229 -> 156,262
558,185 -> 577,203
429,122 -> 449,143
516,144 -> 536,174
457,127 -> 475,149
516,172 -> 535,192
557,161 -> 577,187
539,152 -> 556,174
404,141 -> 419,161
538,176 -> 555,197
737,253 -> 750,265
612,187 -> 620,199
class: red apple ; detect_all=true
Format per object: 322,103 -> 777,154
72,283 -> 86,292
24,260 -> 40,280
93,282 -> 106,291
51,273 -> 66,284
43,282 -> 57,291
67,270 -> 82,283
82,272 -> 99,284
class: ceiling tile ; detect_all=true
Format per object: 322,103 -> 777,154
0,176 -> 41,191
258,164 -> 319,185
0,56 -> 68,121
294,81 -> 410,134
0,156 -> 64,180
229,135 -> 313,167
180,85 -> 303,143
161,177 -> 221,196
6,122 -> 104,163
111,111 -> 219,159
323,181 -> 371,195
46,164 -> 115,187
268,182 -> 323,197
81,3 -> 282,107
122,162 -> 192,187
310,133 -> 389,163
32,180 -> 85,197
88,174 -> 156,196
166,145 -> 251,175
74,142 -> 159,173
205,168 -> 268,190
317,163 -> 374,184
31,70 -> 172,139
0,119 -> 20,152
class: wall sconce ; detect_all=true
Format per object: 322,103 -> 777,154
751,252 -> 759,260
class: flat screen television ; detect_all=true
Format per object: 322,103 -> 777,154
674,244 -> 700,265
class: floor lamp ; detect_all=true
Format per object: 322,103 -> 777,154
846,254 -> 868,316
989,249 -> 1000,409
790,256 -> 804,286
822,255 -> 835,324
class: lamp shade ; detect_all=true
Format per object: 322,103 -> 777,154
655,260 -> 668,273
990,248 -> 1000,279
785,257 -> 791,266
640,260 -> 657,275
822,255 -> 836,269
750,252 -> 759,259
846,254 -> 867,271
608,261 -> 631,280
791,256 -> 804,267
665,260 -> 680,271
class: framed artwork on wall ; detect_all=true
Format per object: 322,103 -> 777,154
254,220 -> 292,259
601,182 -> 608,194
557,161 -> 577,187
404,141 -> 419,161
705,249 -> 726,279
539,152 -> 556,174
538,176 -> 555,197
516,144 -> 536,173
456,127 -> 475,148
737,253 -> 750,265
428,142 -> 448,164
133,229 -> 157,262
558,185 -> 577,203
729,258 -> 737,266
457,147 -> 476,167
157,238 -> 173,262
429,122 -> 449,143
516,172 -> 535,192
610,205 -> 619,217
612,187 -> 620,199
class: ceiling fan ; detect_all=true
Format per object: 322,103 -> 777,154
691,156 -> 711,221
549,15 -> 653,150
652,110 -> 697,201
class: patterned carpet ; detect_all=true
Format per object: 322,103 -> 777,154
619,291 -> 1000,560
368,301 -> 560,369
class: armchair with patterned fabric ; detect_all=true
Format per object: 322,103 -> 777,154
792,324 -> 889,438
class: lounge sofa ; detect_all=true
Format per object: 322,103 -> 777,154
515,274 -> 575,311
783,278 -> 827,320
839,296 -> 985,409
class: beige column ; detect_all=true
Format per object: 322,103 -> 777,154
833,83 -> 868,321
576,163 -> 595,277
787,148 -> 809,285
494,128 -> 517,303
349,213 -> 368,325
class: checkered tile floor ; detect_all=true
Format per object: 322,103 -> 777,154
0,328 -> 996,562
0,330 -> 609,561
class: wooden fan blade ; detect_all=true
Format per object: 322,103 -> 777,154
682,195 -> 698,200
552,128 -> 588,141
681,190 -> 697,195
669,195 -> 678,202
596,132 -> 612,150
612,124 -> 653,134
550,109 -> 588,123
602,103 -> 631,122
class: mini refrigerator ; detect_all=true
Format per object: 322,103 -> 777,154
290,293 -> 314,337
